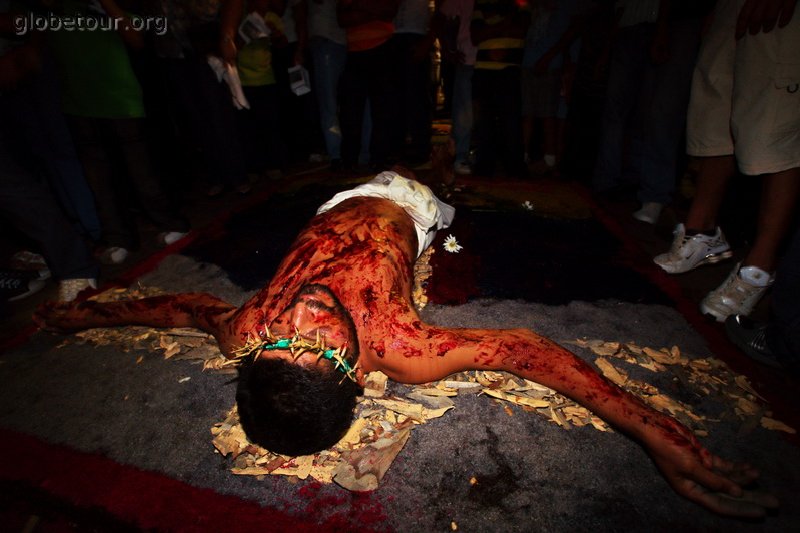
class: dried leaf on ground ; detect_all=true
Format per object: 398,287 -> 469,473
761,417 -> 796,434
332,429 -> 411,491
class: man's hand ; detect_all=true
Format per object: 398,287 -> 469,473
736,0 -> 797,38
644,416 -> 779,517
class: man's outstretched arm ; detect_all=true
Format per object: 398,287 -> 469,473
34,294 -> 239,354
368,323 -> 778,517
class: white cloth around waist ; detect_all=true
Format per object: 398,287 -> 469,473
316,171 -> 456,257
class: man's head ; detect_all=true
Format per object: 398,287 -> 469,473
235,285 -> 363,456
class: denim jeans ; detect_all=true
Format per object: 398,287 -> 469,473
67,116 -> 189,249
593,20 -> 701,204
0,123 -> 98,281
472,66 -> 525,177
311,37 -> 347,161
451,63 -> 474,165
1,53 -> 102,241
339,39 -> 399,168
160,57 -> 248,188
390,33 -> 433,163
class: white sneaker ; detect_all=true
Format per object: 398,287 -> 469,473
700,264 -> 773,322
158,231 -> 188,246
633,202 -> 663,225
654,223 -> 732,274
454,161 -> 472,175
99,246 -> 129,265
58,278 -> 97,302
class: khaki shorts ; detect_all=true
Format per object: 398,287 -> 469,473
686,0 -> 800,175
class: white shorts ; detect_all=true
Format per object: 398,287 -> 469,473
686,0 -> 800,175
317,171 -> 456,257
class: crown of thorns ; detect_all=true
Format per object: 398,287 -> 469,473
227,327 -> 359,383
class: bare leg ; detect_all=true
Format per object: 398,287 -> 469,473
522,116 -> 534,160
684,155 -> 736,231
542,116 -> 558,163
744,167 -> 800,272
34,294 -> 238,354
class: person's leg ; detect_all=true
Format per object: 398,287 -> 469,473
21,53 -> 102,241
541,116 -> 558,166
684,155 -> 736,230
237,86 -> 261,173
592,24 -> 649,192
366,40 -> 401,169
520,67 -> 535,164
66,116 -> 135,250
399,33 -> 432,164
451,63 -> 474,167
0,123 -> 98,286
338,51 -> 369,169
261,84 -> 288,173
311,37 -> 346,162
636,18 -> 703,209
768,223 -> 800,359
113,118 -> 189,234
163,57 -> 248,192
536,70 -> 563,173
497,66 -> 525,177
728,0 -> 800,272
744,168 -> 800,272
471,68 -> 497,176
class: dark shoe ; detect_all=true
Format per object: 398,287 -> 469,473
1,269 -> 47,302
725,315 -> 781,368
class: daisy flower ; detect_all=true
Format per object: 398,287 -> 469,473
443,234 -> 463,253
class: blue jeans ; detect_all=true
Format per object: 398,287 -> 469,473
0,123 -> 98,281
311,37 -> 346,160
2,53 -> 102,241
451,63 -> 474,165
593,21 -> 701,204
339,39 -> 399,168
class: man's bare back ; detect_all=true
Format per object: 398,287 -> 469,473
35,175 -> 778,518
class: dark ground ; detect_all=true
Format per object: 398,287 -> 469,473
1,165 -> 798,532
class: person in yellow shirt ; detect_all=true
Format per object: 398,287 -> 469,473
236,0 -> 289,178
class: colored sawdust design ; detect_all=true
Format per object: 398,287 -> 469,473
54,280 -> 794,492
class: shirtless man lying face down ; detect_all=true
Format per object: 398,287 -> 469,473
35,172 -> 778,517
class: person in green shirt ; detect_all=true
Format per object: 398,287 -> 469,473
48,0 -> 189,265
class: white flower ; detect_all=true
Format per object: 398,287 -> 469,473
522,200 -> 534,211
443,234 -> 463,253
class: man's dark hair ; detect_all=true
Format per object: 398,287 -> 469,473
235,284 -> 363,456
236,357 -> 362,456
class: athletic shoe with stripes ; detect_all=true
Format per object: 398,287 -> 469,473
654,223 -> 732,274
